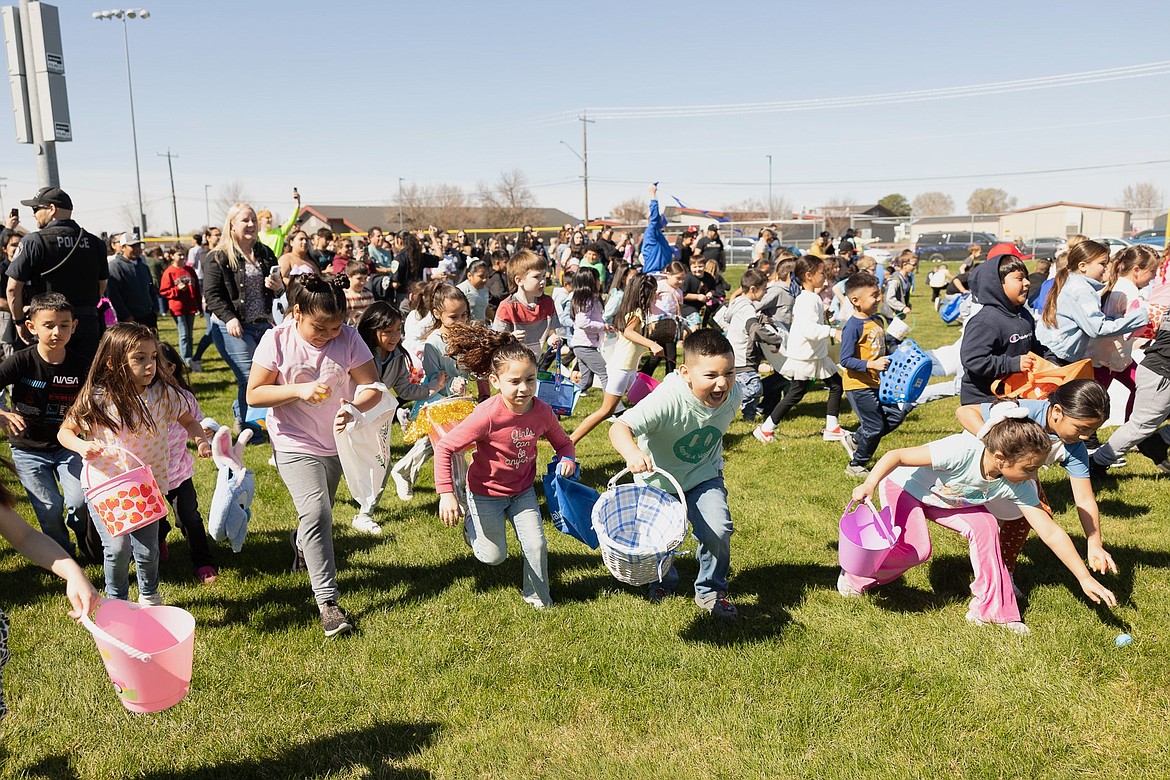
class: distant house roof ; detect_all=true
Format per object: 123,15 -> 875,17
813,204 -> 897,218
1005,201 -> 1129,215
301,204 -> 581,234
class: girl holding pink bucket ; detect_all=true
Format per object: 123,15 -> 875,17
0,464 -> 99,720
841,406 -> 1117,636
59,324 -> 211,606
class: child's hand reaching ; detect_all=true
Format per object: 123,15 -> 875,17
78,441 -> 105,460
1079,575 -> 1118,607
434,371 -> 449,391
334,405 -> 353,434
1018,353 -> 1038,372
851,479 -> 876,504
557,458 -> 577,478
438,493 -> 463,527
1087,541 -> 1119,575
649,342 -> 665,357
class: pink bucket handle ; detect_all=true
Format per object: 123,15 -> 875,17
79,602 -> 153,663
845,498 -> 899,545
81,444 -> 152,493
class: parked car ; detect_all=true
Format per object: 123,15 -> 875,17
723,237 -> 756,265
1131,228 -> 1166,247
1095,236 -> 1132,257
1021,236 -> 1066,260
913,231 -> 998,263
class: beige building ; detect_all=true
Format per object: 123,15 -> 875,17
910,201 -> 1131,244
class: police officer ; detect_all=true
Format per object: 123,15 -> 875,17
5,187 -> 108,361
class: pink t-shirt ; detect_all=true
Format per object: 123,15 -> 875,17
84,383 -> 189,493
433,394 -> 574,497
252,319 -> 374,456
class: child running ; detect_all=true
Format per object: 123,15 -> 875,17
434,323 -> 576,609
247,275 -> 381,637
492,249 -> 561,356
389,284 -> 477,501
59,323 -> 212,605
843,407 -> 1117,634
754,255 -> 847,444
609,329 -> 743,619
568,268 -> 607,394
569,272 -> 662,445
1088,244 -> 1160,419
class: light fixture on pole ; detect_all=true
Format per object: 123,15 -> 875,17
93,8 -> 150,235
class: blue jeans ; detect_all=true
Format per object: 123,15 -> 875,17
466,486 -> 550,607
90,503 -> 160,602
10,447 -> 85,556
210,318 -> 270,423
651,475 -> 732,602
735,370 -> 763,421
192,311 -> 216,361
173,313 -> 195,362
846,387 -> 910,467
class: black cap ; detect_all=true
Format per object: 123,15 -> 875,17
21,186 -> 72,210
819,231 -> 831,239
706,223 -> 719,232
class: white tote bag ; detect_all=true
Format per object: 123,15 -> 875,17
334,383 -> 399,517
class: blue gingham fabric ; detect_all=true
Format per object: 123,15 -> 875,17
593,483 -> 686,556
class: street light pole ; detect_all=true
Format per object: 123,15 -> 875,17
203,184 -> 210,227
158,148 -> 178,239
397,177 -> 404,231
766,154 -> 773,221
94,8 -> 150,234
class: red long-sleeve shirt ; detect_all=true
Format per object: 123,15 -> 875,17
434,395 -> 574,497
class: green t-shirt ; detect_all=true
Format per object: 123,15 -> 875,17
618,371 -> 742,493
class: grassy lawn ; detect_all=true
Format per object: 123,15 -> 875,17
2,270 -> 1169,779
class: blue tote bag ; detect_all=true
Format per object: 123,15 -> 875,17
541,459 -> 600,549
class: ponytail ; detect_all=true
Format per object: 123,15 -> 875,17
290,274 -> 347,318
443,322 -> 533,377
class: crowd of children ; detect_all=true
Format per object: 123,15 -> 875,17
4,194 -> 1170,720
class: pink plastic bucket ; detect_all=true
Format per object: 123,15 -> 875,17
81,600 -> 195,713
838,499 -> 900,577
625,372 -> 660,405
82,446 -> 168,538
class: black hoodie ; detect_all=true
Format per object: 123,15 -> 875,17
959,258 -> 1053,404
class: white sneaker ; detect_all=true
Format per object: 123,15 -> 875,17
837,571 -> 863,597
753,425 -> 775,444
138,592 -> 164,607
822,426 -> 849,441
966,610 -> 1031,636
839,432 -> 857,461
351,513 -> 382,535
392,470 -> 414,501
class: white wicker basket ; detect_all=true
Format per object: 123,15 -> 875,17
591,467 -> 687,586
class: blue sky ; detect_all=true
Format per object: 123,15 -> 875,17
2,0 -> 1168,234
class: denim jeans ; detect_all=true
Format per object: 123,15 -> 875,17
735,370 -> 763,421
90,504 -> 160,602
10,447 -> 85,556
210,317 -> 271,423
845,387 -> 909,467
276,451 -> 342,605
172,313 -> 195,362
192,311 -> 216,361
465,486 -> 550,607
651,475 -> 732,602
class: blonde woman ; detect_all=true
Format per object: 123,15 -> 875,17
203,202 -> 285,432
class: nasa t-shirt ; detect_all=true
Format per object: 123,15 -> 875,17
251,319 -> 373,457
0,346 -> 88,451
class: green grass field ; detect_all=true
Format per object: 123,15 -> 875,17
2,272 -> 1169,779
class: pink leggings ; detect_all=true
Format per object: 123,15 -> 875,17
842,479 -> 1021,624
1094,364 -> 1137,421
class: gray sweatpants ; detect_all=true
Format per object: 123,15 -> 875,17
276,450 -> 343,605
1093,364 -> 1170,466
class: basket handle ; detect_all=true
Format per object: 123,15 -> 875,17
78,602 -> 153,663
607,466 -> 686,506
845,498 -> 899,545
80,444 -> 152,493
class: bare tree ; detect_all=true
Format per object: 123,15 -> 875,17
966,188 -> 1016,215
213,180 -> 250,225
1120,182 -> 1165,213
911,191 -> 954,216
396,183 -> 473,231
477,169 -> 538,229
822,196 -> 857,236
610,196 -> 648,226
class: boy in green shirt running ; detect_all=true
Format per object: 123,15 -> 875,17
608,329 -> 742,619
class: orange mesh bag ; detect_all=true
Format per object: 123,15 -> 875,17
992,354 -> 1093,401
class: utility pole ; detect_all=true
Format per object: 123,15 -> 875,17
580,112 -> 594,226
203,184 -> 210,227
766,154 -> 773,221
397,178 -> 404,231
158,148 -> 179,239
18,0 -> 59,187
